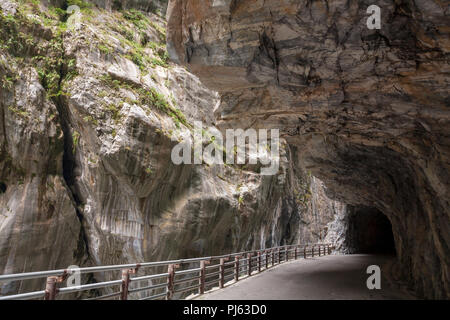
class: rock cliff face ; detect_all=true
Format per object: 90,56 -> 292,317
0,0 -> 340,297
166,0 -> 449,298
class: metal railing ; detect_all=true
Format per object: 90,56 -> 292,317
0,243 -> 332,300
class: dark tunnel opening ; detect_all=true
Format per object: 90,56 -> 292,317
345,206 -> 396,255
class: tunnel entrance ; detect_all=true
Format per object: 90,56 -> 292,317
345,206 -> 396,254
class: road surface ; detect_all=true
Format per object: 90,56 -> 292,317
195,254 -> 415,300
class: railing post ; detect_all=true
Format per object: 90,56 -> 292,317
166,264 -> 175,300
294,246 -> 298,260
44,276 -> 58,300
247,253 -> 252,276
328,244 -> 331,255
234,256 -> 240,282
199,260 -> 206,294
219,258 -> 226,289
272,250 -> 275,266
319,245 -> 321,256
278,248 -> 281,264
120,269 -> 131,300
265,251 -> 269,269
285,246 -> 289,261
257,252 -> 261,272
304,246 -> 307,259
312,245 -> 315,257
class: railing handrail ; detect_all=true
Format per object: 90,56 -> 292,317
0,242 -> 333,300
0,243 -> 326,283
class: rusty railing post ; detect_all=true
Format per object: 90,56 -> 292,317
44,276 -> 58,300
278,248 -> 281,264
294,246 -> 298,260
257,252 -> 261,272
319,245 -> 321,256
219,258 -> 224,289
328,244 -> 331,255
304,246 -> 307,259
265,251 -> 269,269
234,256 -> 240,282
120,269 -> 131,300
247,253 -> 252,276
166,264 -> 175,300
44,271 -> 69,300
219,258 -> 228,289
272,250 -> 275,266
199,260 -> 206,294
285,246 -> 289,261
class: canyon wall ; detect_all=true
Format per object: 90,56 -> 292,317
0,0 -> 340,297
166,0 -> 450,299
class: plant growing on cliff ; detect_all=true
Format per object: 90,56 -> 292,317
67,0 -> 93,10
105,103 -> 123,123
72,131 -> 80,154
0,5 -> 78,99
99,74 -> 189,128
238,195 -> 244,205
8,105 -> 29,119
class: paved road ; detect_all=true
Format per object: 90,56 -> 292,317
196,254 -> 415,300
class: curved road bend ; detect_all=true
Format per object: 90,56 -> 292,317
196,254 -> 415,300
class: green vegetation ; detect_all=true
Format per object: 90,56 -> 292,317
0,4 -> 78,98
72,131 -> 80,154
112,9 -> 169,69
67,0 -> 94,10
1,1 -> 176,141
105,103 -> 123,122
1,75 -> 18,90
294,178 -> 312,206
111,23 -> 135,42
83,115 -> 98,126
98,43 -> 113,55
148,20 -> 166,42
99,74 -> 189,128
122,9 -> 146,26
124,43 -> 168,71
8,105 -> 29,119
